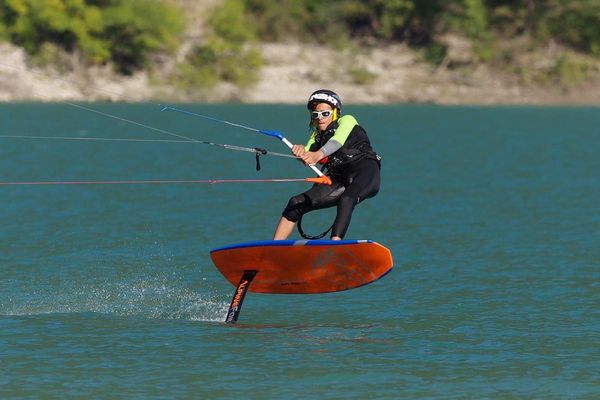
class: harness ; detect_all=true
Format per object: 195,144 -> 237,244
310,124 -> 381,176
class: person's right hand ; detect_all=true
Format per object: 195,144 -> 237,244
291,144 -> 306,158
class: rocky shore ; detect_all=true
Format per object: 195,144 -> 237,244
1,41 -> 599,105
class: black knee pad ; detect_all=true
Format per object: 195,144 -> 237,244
282,194 -> 309,222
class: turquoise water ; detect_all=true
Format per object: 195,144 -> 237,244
1,104 -> 599,399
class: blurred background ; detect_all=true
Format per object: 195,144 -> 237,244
1,0 -> 599,104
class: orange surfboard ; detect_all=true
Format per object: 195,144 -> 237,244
210,240 -> 393,294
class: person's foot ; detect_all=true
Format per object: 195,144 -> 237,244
331,236 -> 341,240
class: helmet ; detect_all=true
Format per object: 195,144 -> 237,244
307,89 -> 342,113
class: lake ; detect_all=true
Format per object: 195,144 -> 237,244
1,103 -> 598,398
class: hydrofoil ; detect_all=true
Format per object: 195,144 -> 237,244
210,239 -> 393,323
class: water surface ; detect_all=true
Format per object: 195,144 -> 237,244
1,103 -> 599,398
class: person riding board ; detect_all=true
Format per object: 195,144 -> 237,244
273,89 -> 381,240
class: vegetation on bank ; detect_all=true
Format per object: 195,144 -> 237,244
174,0 -> 263,90
242,0 -> 600,86
1,0 -> 599,88
0,0 -> 184,74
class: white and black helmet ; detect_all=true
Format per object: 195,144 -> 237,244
307,89 -> 342,113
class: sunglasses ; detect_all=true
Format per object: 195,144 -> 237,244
311,110 -> 333,119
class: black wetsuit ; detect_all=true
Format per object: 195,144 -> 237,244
282,119 -> 381,239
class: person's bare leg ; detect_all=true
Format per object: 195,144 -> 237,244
273,217 -> 296,240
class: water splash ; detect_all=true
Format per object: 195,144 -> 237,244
1,273 -> 229,322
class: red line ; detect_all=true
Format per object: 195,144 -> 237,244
0,178 -> 310,186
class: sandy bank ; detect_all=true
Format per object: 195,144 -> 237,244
1,41 -> 599,105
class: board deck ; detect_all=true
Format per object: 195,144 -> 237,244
210,239 -> 393,294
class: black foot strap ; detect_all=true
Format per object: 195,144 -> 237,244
297,215 -> 333,240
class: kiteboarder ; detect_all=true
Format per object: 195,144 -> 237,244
273,89 -> 381,240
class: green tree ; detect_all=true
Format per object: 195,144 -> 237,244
540,1 -> 600,56
102,0 -> 185,74
0,0 -> 108,60
179,0 -> 262,88
244,0 -> 317,41
0,0 -> 185,74
336,0 -> 415,40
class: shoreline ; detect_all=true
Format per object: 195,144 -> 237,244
2,42 -> 599,106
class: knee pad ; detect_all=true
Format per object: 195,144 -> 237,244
282,194 -> 309,222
